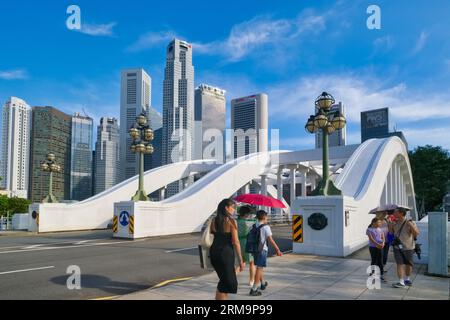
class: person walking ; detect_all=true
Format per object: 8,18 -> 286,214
249,210 -> 283,296
209,199 -> 245,300
376,211 -> 391,273
366,217 -> 386,282
391,208 -> 420,288
236,205 -> 257,286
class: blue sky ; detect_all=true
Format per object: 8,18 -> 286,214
1,0 -> 449,150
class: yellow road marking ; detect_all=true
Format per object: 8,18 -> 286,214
151,277 -> 193,289
90,295 -> 120,300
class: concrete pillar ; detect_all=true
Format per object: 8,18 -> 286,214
276,169 -> 283,215
428,212 -> 449,276
380,182 -> 387,205
159,187 -> 166,201
310,174 -> 317,192
261,175 -> 267,196
300,170 -> 307,197
290,167 -> 296,205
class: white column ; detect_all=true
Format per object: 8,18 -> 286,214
276,168 -> 283,215
290,167 -> 296,205
159,186 -> 166,201
300,170 -> 307,197
310,174 -> 317,192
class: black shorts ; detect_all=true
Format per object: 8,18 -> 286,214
393,248 -> 414,267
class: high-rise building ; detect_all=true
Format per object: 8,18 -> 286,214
0,97 -> 31,198
194,84 -> 226,162
94,117 -> 120,194
120,68 -> 151,181
144,107 -> 163,171
70,113 -> 93,201
29,107 -> 72,203
231,94 -> 269,159
361,107 -> 408,148
162,39 -> 195,196
315,102 -> 347,148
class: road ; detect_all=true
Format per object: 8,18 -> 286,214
0,225 -> 292,300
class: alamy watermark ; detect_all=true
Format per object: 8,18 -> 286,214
366,265 -> 381,290
367,5 -> 381,30
66,265 -> 81,290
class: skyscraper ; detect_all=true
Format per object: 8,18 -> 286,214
70,113 -> 93,201
29,106 -> 72,203
194,84 -> 226,162
94,117 -> 120,194
144,107 -> 163,171
162,39 -> 195,196
231,94 -> 269,159
0,97 -> 31,198
315,102 -> 347,148
120,68 -> 151,181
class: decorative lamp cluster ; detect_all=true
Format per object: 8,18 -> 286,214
129,112 -> 155,155
40,153 -> 62,173
305,92 -> 347,135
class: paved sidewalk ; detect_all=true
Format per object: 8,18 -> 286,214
119,253 -> 450,300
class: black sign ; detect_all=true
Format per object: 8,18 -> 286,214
308,213 -> 328,230
32,211 -> 38,219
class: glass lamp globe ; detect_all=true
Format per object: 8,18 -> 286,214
129,128 -> 140,139
314,114 -> 328,128
315,92 -> 335,111
47,153 -> 55,162
145,145 -> 154,154
137,114 -> 147,126
144,129 -> 154,141
331,115 -> 346,130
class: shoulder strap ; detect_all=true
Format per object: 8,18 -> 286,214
396,220 -> 407,238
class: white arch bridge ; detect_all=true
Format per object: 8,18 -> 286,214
28,137 -> 416,257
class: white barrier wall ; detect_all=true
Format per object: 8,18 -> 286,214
12,213 -> 29,230
415,216 -> 450,266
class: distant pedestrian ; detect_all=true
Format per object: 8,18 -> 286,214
366,217 -> 386,282
391,208 -> 420,288
247,210 -> 282,296
209,199 -> 245,300
235,205 -> 257,286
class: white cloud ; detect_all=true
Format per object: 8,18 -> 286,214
373,35 -> 394,51
401,127 -> 450,150
127,31 -> 177,52
412,31 -> 428,54
77,22 -> 117,37
0,69 -> 28,80
193,11 -> 326,61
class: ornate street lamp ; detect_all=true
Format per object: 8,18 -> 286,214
41,153 -> 62,203
305,92 -> 347,196
129,112 -> 154,202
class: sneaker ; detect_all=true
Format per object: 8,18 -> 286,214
260,281 -> 268,291
404,280 -> 413,286
249,289 -> 262,296
392,282 -> 406,288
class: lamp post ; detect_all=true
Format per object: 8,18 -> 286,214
129,112 -> 154,202
40,153 -> 62,203
305,92 -> 347,196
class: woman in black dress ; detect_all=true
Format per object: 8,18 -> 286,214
210,199 -> 245,300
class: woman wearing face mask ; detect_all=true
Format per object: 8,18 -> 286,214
209,198 -> 245,300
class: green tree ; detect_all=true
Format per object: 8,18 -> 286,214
409,145 -> 450,213
7,197 -> 31,215
0,195 -> 8,216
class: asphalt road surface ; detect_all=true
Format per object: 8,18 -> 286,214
0,225 -> 292,300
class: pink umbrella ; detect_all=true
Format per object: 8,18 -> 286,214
234,194 -> 286,209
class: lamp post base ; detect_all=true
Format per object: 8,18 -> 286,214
131,190 -> 149,202
42,194 -> 58,203
312,179 -> 342,196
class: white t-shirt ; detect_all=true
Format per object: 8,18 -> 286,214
256,222 -> 272,252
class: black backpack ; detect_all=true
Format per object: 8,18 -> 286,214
245,224 -> 266,255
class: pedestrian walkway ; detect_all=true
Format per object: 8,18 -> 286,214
119,253 -> 450,300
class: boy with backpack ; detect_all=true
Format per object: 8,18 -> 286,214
246,210 -> 283,296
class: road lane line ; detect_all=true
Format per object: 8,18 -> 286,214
165,246 -> 197,253
90,295 -> 120,300
151,277 -> 193,289
0,239 -> 147,255
0,266 -> 55,276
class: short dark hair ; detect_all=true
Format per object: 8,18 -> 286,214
238,205 -> 254,217
256,210 -> 268,221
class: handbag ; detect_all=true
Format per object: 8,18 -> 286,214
199,219 -> 214,270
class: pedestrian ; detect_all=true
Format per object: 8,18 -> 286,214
391,208 -> 420,288
248,210 -> 283,296
235,205 -> 257,286
366,217 -> 386,282
209,199 -> 245,300
376,211 -> 391,273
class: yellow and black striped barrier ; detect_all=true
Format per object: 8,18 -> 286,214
293,215 -> 303,243
112,216 -> 118,233
129,215 -> 134,235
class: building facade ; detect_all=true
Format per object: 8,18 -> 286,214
144,107 -> 163,171
70,113 -> 93,201
94,117 -> 120,194
119,68 -> 151,181
316,102 -> 347,148
0,97 -> 31,199
162,39 -> 195,196
194,84 -> 226,163
29,107 -> 72,203
231,94 -> 269,159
